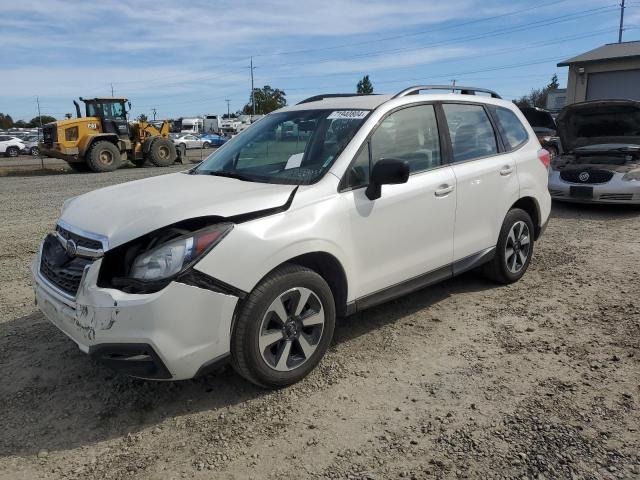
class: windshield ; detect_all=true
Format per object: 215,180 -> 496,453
194,109 -> 370,184
521,108 -> 556,130
86,102 -> 126,120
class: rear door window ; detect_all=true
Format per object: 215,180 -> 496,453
492,106 -> 529,150
442,103 -> 498,162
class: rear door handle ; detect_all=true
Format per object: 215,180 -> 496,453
500,165 -> 514,176
435,184 -> 455,197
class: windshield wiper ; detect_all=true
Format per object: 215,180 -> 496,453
207,170 -> 255,181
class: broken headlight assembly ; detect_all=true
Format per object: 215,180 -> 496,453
622,170 -> 640,182
100,222 -> 233,292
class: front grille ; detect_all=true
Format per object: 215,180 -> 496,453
549,189 -> 565,197
56,225 -> 103,250
40,234 -> 93,296
599,193 -> 634,201
42,124 -> 57,145
560,169 -> 614,184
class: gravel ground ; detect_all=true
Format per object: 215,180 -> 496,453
0,168 -> 639,480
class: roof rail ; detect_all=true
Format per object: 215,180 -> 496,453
392,85 -> 502,99
296,93 -> 378,105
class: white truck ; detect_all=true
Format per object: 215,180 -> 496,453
180,118 -> 204,134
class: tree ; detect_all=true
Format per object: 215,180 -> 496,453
13,120 -> 28,128
137,113 -> 148,122
0,113 -> 13,129
29,115 -> 56,126
514,74 -> 561,109
357,75 -> 374,94
242,85 -> 286,115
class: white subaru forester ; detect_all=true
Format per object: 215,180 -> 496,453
33,86 -> 551,388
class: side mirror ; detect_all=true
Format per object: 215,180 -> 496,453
366,158 -> 409,200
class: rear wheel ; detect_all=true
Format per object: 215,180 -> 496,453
5,146 -> 19,157
30,146 -> 40,156
86,141 -> 121,172
482,208 -> 534,284
147,138 -> 177,167
231,264 -> 336,389
203,141 -> 211,149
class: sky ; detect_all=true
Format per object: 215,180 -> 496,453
0,0 -> 638,121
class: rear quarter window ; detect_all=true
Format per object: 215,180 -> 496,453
492,107 -> 529,151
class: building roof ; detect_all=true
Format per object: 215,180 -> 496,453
557,41 -> 640,67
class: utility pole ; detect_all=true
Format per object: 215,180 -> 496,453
110,83 -> 114,97
249,57 -> 256,116
618,0 -> 626,43
451,79 -> 456,93
225,98 -> 231,118
36,96 -> 44,169
152,108 -> 157,121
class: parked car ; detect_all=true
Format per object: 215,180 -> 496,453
519,106 -> 562,157
172,134 -> 206,149
548,99 -> 640,204
199,133 -> 228,147
21,135 -> 41,156
0,135 -> 26,157
32,86 -> 550,388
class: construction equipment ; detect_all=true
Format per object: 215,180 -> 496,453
39,97 -> 177,172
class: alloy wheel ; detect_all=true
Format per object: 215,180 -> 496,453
505,220 -> 531,274
258,287 -> 325,372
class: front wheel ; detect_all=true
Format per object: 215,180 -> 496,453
231,264 -> 336,389
147,138 -> 177,167
5,146 -> 19,157
482,208 -> 534,284
30,146 -> 40,156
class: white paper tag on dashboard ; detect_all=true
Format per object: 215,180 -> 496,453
327,110 -> 369,120
285,152 -> 304,169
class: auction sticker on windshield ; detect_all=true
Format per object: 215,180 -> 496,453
327,110 -> 369,120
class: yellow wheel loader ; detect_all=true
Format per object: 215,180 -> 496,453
39,97 -> 177,172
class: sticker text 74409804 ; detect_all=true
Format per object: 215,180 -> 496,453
327,110 -> 369,120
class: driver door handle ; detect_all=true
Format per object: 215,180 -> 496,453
500,165 -> 514,176
435,184 -> 455,197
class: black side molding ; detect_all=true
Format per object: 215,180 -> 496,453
345,247 -> 497,315
194,352 -> 231,378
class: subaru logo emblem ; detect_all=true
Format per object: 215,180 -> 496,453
578,171 -> 590,182
66,239 -> 77,257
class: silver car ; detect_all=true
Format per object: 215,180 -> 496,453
548,100 -> 640,204
172,134 -> 208,150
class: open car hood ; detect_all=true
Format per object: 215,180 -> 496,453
556,100 -> 640,153
60,172 -> 296,249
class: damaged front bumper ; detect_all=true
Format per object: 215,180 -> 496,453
32,249 -> 239,380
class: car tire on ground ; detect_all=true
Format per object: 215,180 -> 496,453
147,138 -> 177,167
5,146 -> 19,158
30,146 -> 39,156
203,142 -> 210,149
86,141 -> 121,172
482,208 -> 535,284
231,264 -> 336,389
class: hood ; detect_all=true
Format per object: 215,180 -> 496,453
60,172 -> 296,249
556,100 -> 640,152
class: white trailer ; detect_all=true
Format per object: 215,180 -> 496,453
180,118 -> 203,134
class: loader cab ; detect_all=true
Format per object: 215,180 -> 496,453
81,97 -> 130,138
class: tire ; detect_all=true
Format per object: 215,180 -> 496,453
86,141 -> 121,172
203,142 -> 211,149
67,162 -> 90,173
30,146 -> 40,156
231,264 -> 336,389
482,208 -> 535,284
147,138 -> 177,167
5,146 -> 19,157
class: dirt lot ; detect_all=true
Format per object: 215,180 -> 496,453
0,167 -> 639,480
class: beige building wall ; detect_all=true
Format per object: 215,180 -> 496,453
565,58 -> 640,104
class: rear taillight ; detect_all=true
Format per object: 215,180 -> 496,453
538,149 -> 551,169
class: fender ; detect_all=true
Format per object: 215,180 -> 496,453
78,133 -> 120,157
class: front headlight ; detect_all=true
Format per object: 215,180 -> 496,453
130,223 -> 232,281
622,170 -> 640,182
